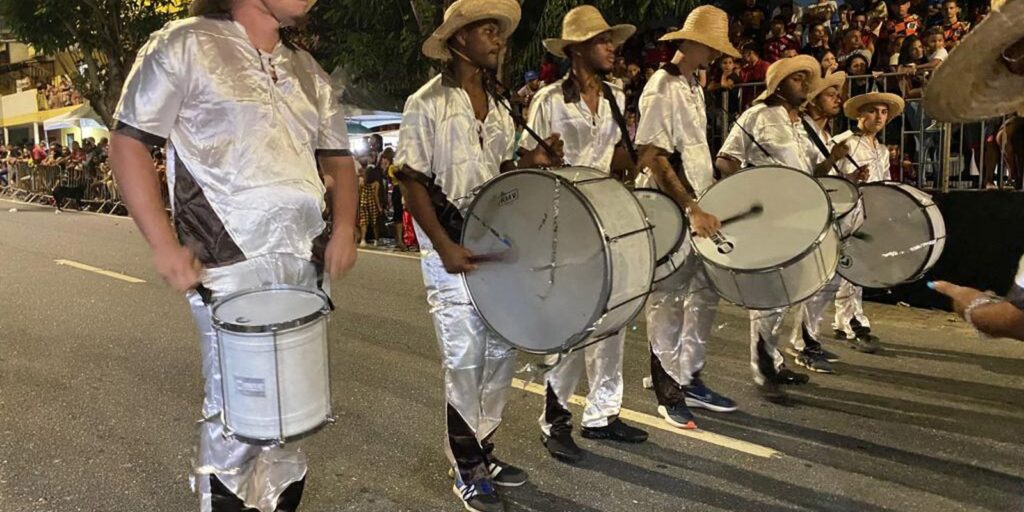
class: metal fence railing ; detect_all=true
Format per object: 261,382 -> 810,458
0,163 -> 126,213
708,71 -> 1017,192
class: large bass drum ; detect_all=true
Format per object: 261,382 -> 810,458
693,165 -> 840,310
838,182 -> 946,288
461,167 -> 655,354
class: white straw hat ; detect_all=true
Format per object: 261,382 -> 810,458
421,0 -> 522,61
754,55 -> 820,103
543,5 -> 636,59
807,71 -> 847,104
659,6 -> 740,58
845,92 -> 905,123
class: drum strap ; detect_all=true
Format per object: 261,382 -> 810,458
600,81 -> 639,166
800,116 -> 841,175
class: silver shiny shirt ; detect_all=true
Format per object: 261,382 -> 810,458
395,74 -> 516,212
635,68 -> 714,195
719,103 -> 816,174
837,134 -> 890,183
114,16 -> 349,266
520,76 -> 625,172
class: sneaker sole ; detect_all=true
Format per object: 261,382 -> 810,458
451,486 -> 498,512
579,430 -> 649,444
447,467 -> 528,488
541,435 -> 584,463
684,397 -> 738,413
793,358 -> 835,374
657,406 -> 697,429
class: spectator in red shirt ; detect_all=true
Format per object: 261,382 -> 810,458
539,53 -> 559,84
883,0 -> 922,39
31,143 -> 46,164
942,0 -> 971,49
763,16 -> 800,62
739,43 -> 771,108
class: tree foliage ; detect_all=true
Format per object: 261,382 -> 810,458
0,0 -> 182,127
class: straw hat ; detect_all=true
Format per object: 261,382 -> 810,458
659,6 -> 740,58
543,6 -> 636,59
421,0 -> 522,61
845,92 -> 905,122
753,55 -> 820,103
923,0 -> 1024,122
806,71 -> 848,104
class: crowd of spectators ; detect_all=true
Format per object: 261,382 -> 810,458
0,137 -> 121,210
39,76 -> 83,110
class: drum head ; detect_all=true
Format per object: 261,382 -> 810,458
694,166 -> 831,270
462,170 -> 608,352
634,189 -> 685,264
819,176 -> 859,217
838,183 -> 943,288
214,287 -> 327,332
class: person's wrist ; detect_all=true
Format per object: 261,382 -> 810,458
963,295 -> 1002,334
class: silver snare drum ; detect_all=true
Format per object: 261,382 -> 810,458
461,167 -> 655,354
819,176 -> 865,239
633,188 -> 692,290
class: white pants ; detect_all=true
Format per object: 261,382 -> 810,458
834,278 -> 870,339
539,331 -> 625,433
749,308 -> 789,385
789,274 -> 843,351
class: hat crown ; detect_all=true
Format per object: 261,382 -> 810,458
682,6 -> 729,34
560,5 -> 614,40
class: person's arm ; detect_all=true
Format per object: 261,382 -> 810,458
611,145 -> 637,182
932,281 -> 1024,340
397,170 -> 476,274
813,141 -> 851,177
318,154 -> 358,277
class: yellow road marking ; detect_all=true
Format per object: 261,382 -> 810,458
55,259 -> 146,284
511,378 -> 782,459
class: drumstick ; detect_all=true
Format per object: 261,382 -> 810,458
719,204 -> 764,227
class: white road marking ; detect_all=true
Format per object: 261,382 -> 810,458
55,259 -> 146,284
511,378 -> 782,459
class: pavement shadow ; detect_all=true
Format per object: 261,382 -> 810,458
604,440 -> 892,512
877,344 -> 1024,378
504,483 -> 605,512
695,412 -> 1024,511
837,363 -> 1024,408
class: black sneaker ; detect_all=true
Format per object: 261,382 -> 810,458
453,478 -> 505,512
488,457 -> 528,487
773,368 -> 810,385
794,350 -> 835,374
759,381 -> 789,404
684,378 -> 738,412
849,333 -> 880,353
542,430 -> 584,463
581,418 -> 648,443
657,404 -> 697,429
819,347 -> 840,362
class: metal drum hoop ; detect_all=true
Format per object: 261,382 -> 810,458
212,285 -> 331,334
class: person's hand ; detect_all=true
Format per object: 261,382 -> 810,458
848,165 -> 870,183
525,133 -> 564,168
689,205 -> 722,238
931,281 -> 990,317
324,226 -> 358,279
437,241 -> 478,274
152,244 -> 202,293
830,141 -> 851,163
721,76 -> 735,89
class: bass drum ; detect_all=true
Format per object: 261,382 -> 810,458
461,167 -> 655,354
838,182 -> 946,288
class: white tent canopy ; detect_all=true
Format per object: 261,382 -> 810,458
43,104 -> 107,132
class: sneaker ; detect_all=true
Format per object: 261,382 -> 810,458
848,333 -> 880,353
773,368 -> 810,385
786,345 -> 839,363
581,418 -> 648,443
657,404 -> 697,429
453,479 -> 505,512
488,457 -> 528,487
794,350 -> 835,374
541,430 -> 583,463
684,378 -> 738,412
759,381 -> 789,404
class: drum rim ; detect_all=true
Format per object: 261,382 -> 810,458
225,416 -> 334,446
459,168 -> 616,354
212,285 -> 331,334
837,181 -> 942,288
693,165 -> 836,272
819,175 -> 862,220
633,187 -> 688,266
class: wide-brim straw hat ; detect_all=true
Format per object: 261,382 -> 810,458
659,6 -> 740,58
924,0 -> 1024,122
422,0 -> 521,61
845,92 -> 905,123
754,55 -> 820,103
543,5 -> 636,59
806,71 -> 848,104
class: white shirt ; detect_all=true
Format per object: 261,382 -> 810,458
837,134 -> 890,182
718,103 -> 816,174
114,16 -> 349,267
395,73 -> 516,212
520,75 -> 625,172
802,115 -> 834,171
635,68 -> 714,195
929,47 -> 949,62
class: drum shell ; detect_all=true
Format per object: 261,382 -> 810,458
819,176 -> 865,239
633,188 -> 693,291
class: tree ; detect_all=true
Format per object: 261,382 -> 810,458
0,0 -> 183,128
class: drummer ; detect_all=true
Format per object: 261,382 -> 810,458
522,6 -> 648,463
109,0 -> 358,510
394,0 -> 561,510
634,6 -> 740,429
831,92 -> 906,353
714,55 -> 852,403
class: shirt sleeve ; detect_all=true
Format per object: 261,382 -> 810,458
718,110 -> 751,162
310,60 -> 350,156
395,93 -> 434,178
113,29 -> 187,146
635,80 -> 675,153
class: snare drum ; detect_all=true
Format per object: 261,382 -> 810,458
838,182 -> 946,288
212,286 -> 333,444
819,176 -> 865,239
461,167 -> 655,354
633,189 -> 692,290
693,166 -> 840,310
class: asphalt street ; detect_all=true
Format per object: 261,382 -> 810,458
1,198 -> 1022,512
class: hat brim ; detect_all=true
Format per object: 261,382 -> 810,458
755,58 -> 819,104
806,71 -> 848,104
660,30 -> 741,59
923,0 -> 1024,122
422,0 -> 522,61
845,93 -> 905,123
543,24 -> 636,59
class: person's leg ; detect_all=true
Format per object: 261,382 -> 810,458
539,350 -> 585,437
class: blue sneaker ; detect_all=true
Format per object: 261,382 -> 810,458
657,404 -> 697,429
684,378 -> 738,412
453,477 -> 504,512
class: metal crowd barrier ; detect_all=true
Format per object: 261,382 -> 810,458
0,162 -> 127,213
712,71 -> 1016,192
